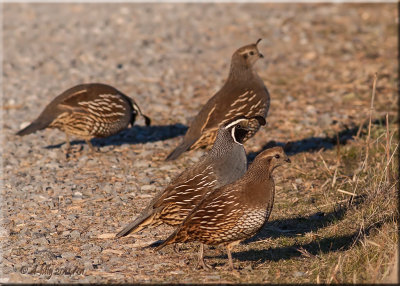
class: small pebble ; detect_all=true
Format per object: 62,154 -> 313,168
141,185 -> 156,192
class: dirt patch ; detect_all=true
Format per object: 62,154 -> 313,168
2,3 -> 398,283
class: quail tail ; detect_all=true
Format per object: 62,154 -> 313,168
165,139 -> 195,161
115,212 -> 155,238
154,227 -> 181,251
16,120 -> 49,136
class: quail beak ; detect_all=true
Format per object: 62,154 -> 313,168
259,53 -> 264,58
285,157 -> 291,163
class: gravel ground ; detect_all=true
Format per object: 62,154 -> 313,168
1,3 -> 397,283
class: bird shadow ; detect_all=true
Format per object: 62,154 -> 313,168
244,194 -> 367,244
44,123 -> 187,149
227,216 -> 391,264
247,117 -> 387,161
210,194 -> 369,263
151,195 -> 368,260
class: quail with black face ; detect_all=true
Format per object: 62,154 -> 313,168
16,83 -> 151,152
157,147 -> 290,270
116,116 -> 266,238
166,39 -> 270,161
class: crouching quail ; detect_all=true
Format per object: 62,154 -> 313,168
166,39 -> 270,161
16,83 -> 151,152
115,116 -> 266,238
156,147 -> 290,270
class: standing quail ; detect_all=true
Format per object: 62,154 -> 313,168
115,116 -> 266,238
166,39 -> 270,161
156,147 -> 290,270
16,83 -> 151,152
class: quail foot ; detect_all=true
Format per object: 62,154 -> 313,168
16,83 -> 151,154
166,39 -> 270,160
156,147 -> 291,270
116,116 -> 266,238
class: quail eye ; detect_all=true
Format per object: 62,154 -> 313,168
249,51 -> 254,56
275,154 -> 280,159
236,124 -> 241,129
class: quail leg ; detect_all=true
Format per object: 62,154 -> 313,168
64,134 -> 72,158
196,243 -> 211,269
86,139 -> 99,153
226,244 -> 235,270
173,243 -> 180,254
64,134 -> 71,150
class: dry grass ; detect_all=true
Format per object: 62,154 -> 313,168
266,111 -> 399,283
310,130 -> 398,283
151,97 -> 398,284
195,78 -> 398,283
277,83 -> 399,284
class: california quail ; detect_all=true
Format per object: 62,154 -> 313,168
156,147 -> 290,270
166,39 -> 270,161
115,116 -> 266,238
16,83 -> 151,152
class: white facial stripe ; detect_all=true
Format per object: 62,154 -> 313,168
226,118 -> 248,144
231,126 -> 243,145
224,118 -> 247,130
231,127 -> 237,144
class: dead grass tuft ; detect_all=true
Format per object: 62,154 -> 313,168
304,108 -> 398,283
240,81 -> 398,283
